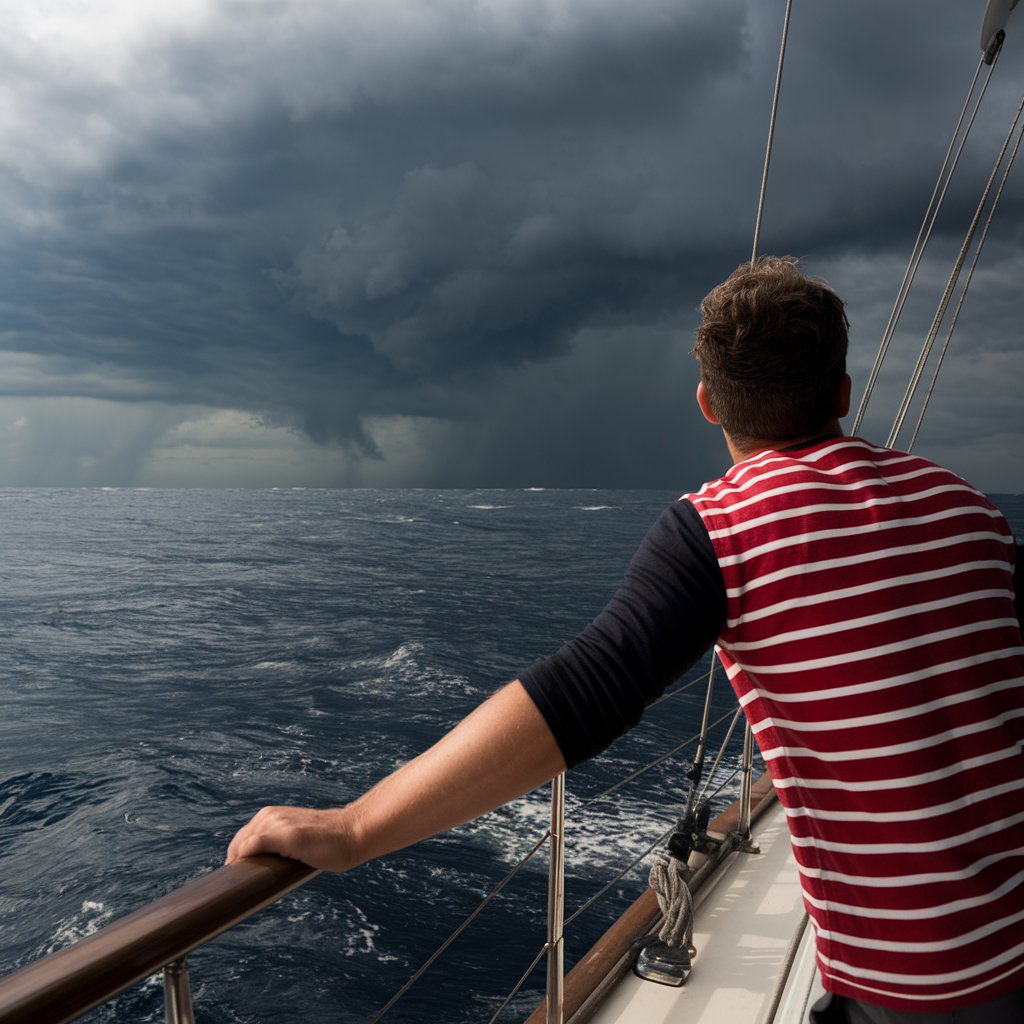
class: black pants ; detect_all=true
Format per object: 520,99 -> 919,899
808,988 -> 1024,1024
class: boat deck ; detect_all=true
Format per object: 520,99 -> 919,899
588,799 -> 823,1024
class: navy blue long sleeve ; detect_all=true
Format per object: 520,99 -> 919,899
519,499 -> 726,768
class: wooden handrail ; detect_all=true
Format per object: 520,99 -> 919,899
0,856 -> 319,1024
0,777 -> 777,1024
523,772 -> 778,1024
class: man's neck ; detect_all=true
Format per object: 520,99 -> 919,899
725,420 -> 845,465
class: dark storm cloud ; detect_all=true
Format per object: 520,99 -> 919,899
0,0 -> 1021,488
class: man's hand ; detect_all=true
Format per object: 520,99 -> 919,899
225,805 -> 357,871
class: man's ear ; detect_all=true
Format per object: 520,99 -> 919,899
696,380 -> 720,425
836,373 -> 852,419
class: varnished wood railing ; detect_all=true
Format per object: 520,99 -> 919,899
0,775 -> 776,1024
0,855 -> 318,1024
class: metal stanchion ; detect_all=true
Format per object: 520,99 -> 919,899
737,722 -> 760,854
545,772 -> 566,1024
163,958 -> 195,1024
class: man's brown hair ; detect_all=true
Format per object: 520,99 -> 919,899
693,256 -> 849,447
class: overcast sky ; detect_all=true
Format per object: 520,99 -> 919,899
1,0 -> 1021,491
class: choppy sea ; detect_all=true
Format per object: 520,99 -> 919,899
1,488 -> 1021,1024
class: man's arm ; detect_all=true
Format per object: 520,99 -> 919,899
226,499 -> 723,871
521,498 -> 725,767
225,679 -> 566,871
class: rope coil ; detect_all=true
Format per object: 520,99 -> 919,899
648,855 -> 696,957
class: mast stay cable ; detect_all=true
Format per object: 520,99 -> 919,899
888,62 -> 1023,448
908,97 -> 1024,451
751,0 -> 794,264
855,2 -> 1021,444
851,52 -> 994,435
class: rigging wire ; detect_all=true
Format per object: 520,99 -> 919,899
521,760 -> 758,1015
646,664 -> 715,710
701,764 -> 745,806
368,830 -> 551,1024
372,690 -> 746,1020
564,823 -> 678,930
751,0 -> 794,263
851,51 -> 995,435
695,706 -> 744,805
369,669 -> 732,1021
484,944 -> 551,1024
578,705 -> 738,810
908,100 -> 1024,452
888,76 -> 1024,448
484,812 -> 703,1024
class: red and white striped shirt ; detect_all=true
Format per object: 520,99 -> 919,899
685,436 -> 1024,1011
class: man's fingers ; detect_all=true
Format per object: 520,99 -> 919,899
224,805 -> 353,871
225,806 -> 288,864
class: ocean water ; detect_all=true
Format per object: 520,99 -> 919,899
0,488 -> 1021,1024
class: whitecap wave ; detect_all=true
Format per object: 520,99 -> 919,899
46,900 -> 114,954
383,642 -> 424,670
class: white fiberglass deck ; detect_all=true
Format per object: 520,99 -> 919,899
588,799 -> 824,1024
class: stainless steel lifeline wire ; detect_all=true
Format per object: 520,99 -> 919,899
368,674 -> 721,1024
545,773 -> 566,1024
481,684 -> 745,1024
367,830 -> 551,1024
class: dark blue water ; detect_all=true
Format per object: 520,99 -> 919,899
1,488 -> 1021,1023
